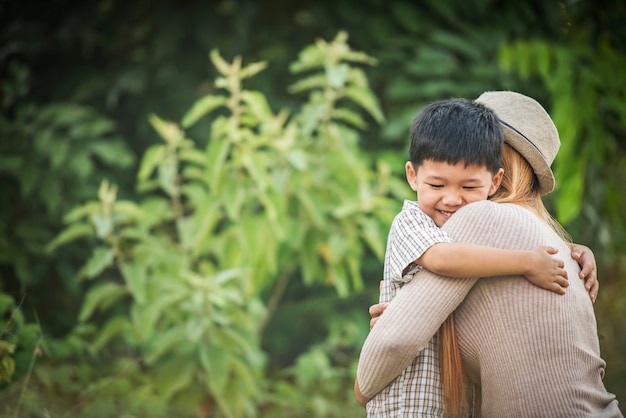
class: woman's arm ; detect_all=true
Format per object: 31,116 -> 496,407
356,269 -> 478,400
356,201 -> 500,400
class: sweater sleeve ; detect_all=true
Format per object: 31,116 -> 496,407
356,200 -> 500,398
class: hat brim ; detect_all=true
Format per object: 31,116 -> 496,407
501,124 -> 555,196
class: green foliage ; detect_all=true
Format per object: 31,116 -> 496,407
501,40 -> 626,228
1,0 -> 625,414
261,319 -> 367,418
29,32 -> 395,417
0,294 -> 40,385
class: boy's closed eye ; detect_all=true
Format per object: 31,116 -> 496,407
427,183 -> 444,189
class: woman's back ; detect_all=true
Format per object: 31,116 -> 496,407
446,201 -> 620,417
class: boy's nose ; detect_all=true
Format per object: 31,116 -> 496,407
442,192 -> 462,206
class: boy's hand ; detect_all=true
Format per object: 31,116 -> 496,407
570,244 -> 599,303
369,303 -> 387,330
526,246 -> 569,294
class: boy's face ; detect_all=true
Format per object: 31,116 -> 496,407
406,160 -> 503,227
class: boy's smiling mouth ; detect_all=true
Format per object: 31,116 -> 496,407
438,209 -> 454,217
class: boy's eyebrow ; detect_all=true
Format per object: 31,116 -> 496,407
424,175 -> 484,183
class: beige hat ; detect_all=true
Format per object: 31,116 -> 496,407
475,91 -> 560,196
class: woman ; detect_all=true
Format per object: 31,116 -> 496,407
355,91 -> 622,417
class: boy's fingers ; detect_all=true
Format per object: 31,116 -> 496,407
555,277 -> 569,288
553,283 -> 567,295
546,246 -> 558,254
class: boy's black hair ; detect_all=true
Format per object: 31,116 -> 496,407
409,98 -> 504,174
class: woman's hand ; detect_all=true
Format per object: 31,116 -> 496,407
570,243 -> 599,303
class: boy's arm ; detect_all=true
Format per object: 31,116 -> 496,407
418,242 -> 569,294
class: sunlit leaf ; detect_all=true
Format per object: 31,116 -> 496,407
241,90 -> 272,120
138,144 -> 166,181
181,95 -> 226,128
210,49 -> 231,76
343,86 -> 385,123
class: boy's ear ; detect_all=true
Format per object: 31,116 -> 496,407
488,168 -> 505,196
405,161 -> 419,191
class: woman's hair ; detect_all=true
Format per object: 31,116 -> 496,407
439,142 -> 570,417
491,143 -> 571,242
439,316 -> 468,417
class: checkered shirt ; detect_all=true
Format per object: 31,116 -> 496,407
368,200 -> 451,417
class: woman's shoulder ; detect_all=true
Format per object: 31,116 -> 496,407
442,201 -> 539,244
457,200 -> 530,218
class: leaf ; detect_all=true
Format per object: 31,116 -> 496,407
181,95 -> 226,128
241,90 -> 272,121
201,343 -> 230,397
63,202 -> 100,223
222,182 -> 245,219
296,190 -> 325,227
149,113 -> 183,146
158,153 -> 178,196
91,315 -> 129,353
120,262 -> 147,305
327,63 -> 351,88
179,148 -> 207,166
90,212 -> 114,238
190,198 -> 222,255
287,74 -> 327,94
290,44 -> 324,73
359,217 -> 385,260
144,328 -> 187,365
241,153 -> 269,191
153,357 -> 195,400
114,200 -> 151,223
286,149 -> 307,172
90,140 -> 135,168
78,282 -> 127,322
343,86 -> 385,123
210,49 -> 231,76
331,108 -> 366,129
81,247 -> 115,280
239,61 -> 268,80
137,144 -> 166,181
46,222 -> 94,253
556,171 -> 584,225
206,137 -> 230,191
49,140 -> 69,169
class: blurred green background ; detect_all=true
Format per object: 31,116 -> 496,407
1,0 -> 625,417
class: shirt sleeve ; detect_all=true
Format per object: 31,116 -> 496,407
356,200 -> 499,398
387,207 -> 452,283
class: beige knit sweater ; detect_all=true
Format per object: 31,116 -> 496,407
356,200 -> 622,417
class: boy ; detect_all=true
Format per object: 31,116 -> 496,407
365,98 -> 568,417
